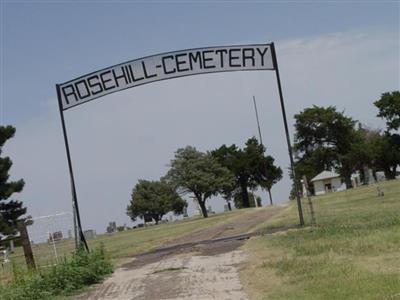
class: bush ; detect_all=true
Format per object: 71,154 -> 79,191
0,246 -> 113,300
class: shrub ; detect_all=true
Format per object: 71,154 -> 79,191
0,246 -> 113,300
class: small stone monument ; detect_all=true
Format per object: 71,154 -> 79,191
376,171 -> 386,182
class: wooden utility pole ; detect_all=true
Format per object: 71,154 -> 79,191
17,221 -> 36,270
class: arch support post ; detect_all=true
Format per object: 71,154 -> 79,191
270,43 -> 305,227
56,84 -> 89,251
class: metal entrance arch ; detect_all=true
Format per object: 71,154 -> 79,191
56,42 -> 304,250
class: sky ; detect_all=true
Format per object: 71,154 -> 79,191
0,1 -> 399,234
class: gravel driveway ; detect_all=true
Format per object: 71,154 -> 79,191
75,207 -> 281,300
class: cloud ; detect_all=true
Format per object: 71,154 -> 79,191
4,28 -> 399,233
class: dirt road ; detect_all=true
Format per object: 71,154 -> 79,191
76,207 -> 281,300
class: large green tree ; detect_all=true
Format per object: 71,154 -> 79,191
164,146 -> 234,218
127,180 -> 187,224
374,91 -> 400,178
293,106 -> 357,187
0,126 -> 26,238
376,134 -> 400,179
334,125 -> 400,181
374,91 -> 400,131
212,137 -> 282,208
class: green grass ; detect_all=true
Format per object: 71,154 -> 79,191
0,246 -> 112,300
1,208 -> 254,282
241,180 -> 400,300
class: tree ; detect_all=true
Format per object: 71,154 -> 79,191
127,180 -> 187,224
233,191 -> 257,209
260,156 -> 283,205
374,91 -> 400,131
293,106 -> 356,188
0,126 -> 26,238
340,125 -> 382,182
212,137 -> 282,208
373,132 -> 400,179
374,91 -> 400,178
164,146 -> 234,218
339,125 -> 400,181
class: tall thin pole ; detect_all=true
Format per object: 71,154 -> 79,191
56,84 -> 89,251
270,43 -> 304,226
252,96 -> 263,146
252,95 -> 270,206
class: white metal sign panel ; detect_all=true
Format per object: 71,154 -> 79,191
58,44 -> 274,110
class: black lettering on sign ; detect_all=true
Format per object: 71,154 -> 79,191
128,65 -> 144,82
162,55 -> 176,74
242,48 -> 255,67
59,45 -> 273,109
87,75 -> 103,95
229,49 -> 241,67
123,66 -> 132,83
188,52 -> 202,70
62,85 -> 77,104
256,47 -> 268,66
100,71 -> 116,91
142,61 -> 157,79
175,53 -> 189,72
112,66 -> 129,87
75,80 -> 91,99
202,50 -> 215,69
215,49 -> 228,68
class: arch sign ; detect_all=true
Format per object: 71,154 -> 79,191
56,43 -> 304,250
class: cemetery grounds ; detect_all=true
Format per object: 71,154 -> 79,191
0,179 -> 399,299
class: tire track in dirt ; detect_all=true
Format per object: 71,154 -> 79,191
162,206 -> 281,247
75,207 -> 282,300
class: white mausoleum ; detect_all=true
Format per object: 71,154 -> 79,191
310,170 -> 346,196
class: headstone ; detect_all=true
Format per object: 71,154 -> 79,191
363,166 -> 375,185
83,229 -> 96,240
9,240 -> 15,253
368,168 -> 376,184
376,171 -> 386,182
301,179 -> 308,198
48,231 -> 63,243
183,207 -> 188,218
351,175 -> 359,188
106,221 -> 117,233
2,248 -> 9,263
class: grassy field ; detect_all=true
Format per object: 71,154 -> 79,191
241,179 -> 400,300
1,207 -> 255,282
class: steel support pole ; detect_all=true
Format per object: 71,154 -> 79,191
270,43 -> 305,226
56,84 -> 89,251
